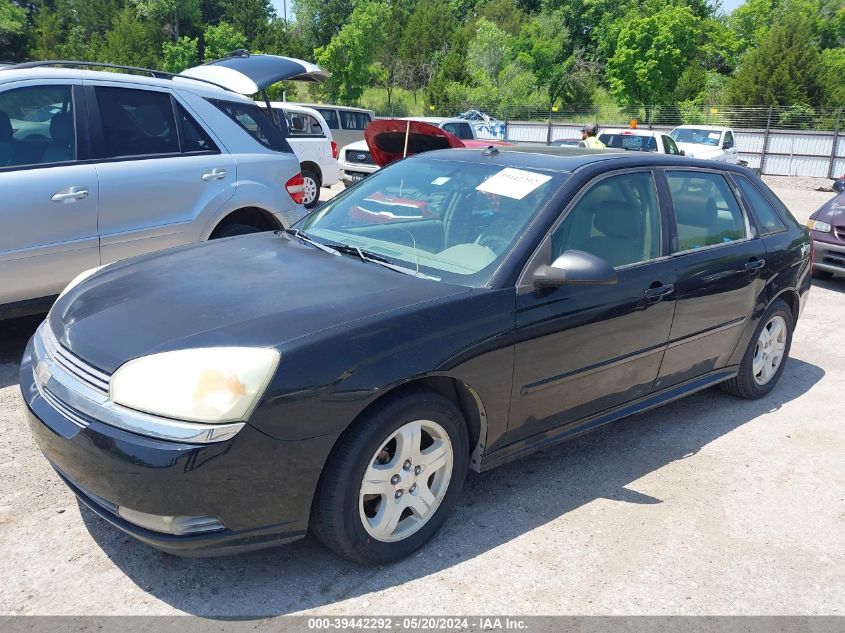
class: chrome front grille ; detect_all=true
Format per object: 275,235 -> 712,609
41,326 -> 110,394
345,149 -> 373,165
835,226 -> 845,241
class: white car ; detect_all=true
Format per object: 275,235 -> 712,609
598,128 -> 683,155
267,102 -> 340,208
670,125 -> 740,164
338,117 -> 478,187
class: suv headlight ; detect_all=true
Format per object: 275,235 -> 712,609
110,348 -> 280,423
807,219 -> 832,233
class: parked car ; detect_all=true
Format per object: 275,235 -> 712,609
670,125 -> 740,164
807,178 -> 845,279
23,148 -> 810,565
599,128 -> 683,155
267,102 -> 340,208
551,139 -> 584,147
338,117 -> 482,186
0,61 -> 307,320
292,103 -> 375,149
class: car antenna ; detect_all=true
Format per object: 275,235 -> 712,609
482,145 -> 499,156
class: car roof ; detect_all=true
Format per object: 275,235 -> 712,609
267,101 -> 323,117
291,102 -> 373,114
672,124 -> 730,130
417,146 -> 753,175
0,67 -> 252,102
600,128 -> 665,137
401,117 -> 464,125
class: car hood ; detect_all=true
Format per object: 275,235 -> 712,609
49,233 -> 469,374
675,142 -> 723,158
811,193 -> 845,222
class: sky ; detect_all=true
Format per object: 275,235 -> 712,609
269,0 -> 746,24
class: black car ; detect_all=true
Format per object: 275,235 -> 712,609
22,148 -> 811,565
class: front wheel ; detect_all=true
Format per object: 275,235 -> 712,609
721,299 -> 793,399
312,392 -> 469,565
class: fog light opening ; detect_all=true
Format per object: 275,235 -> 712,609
117,506 -> 224,536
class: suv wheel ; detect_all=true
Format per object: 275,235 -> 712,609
211,223 -> 262,239
312,391 -> 468,565
301,169 -> 321,209
721,299 -> 793,399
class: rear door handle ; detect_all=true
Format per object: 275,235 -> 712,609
51,187 -> 89,202
643,283 -> 675,303
201,168 -> 227,182
745,259 -> 766,273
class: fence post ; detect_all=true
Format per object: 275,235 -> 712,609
504,119 -> 509,143
760,106 -> 773,175
546,106 -> 552,145
829,107 -> 842,180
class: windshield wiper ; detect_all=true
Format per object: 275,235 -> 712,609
329,242 -> 440,281
280,228 -> 340,256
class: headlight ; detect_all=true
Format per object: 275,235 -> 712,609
807,219 -> 832,233
110,347 -> 280,423
57,265 -> 107,301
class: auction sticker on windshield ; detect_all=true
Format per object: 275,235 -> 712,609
476,167 -> 552,200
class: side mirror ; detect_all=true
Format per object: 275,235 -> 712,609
532,250 -> 618,289
679,149 -> 685,156
833,179 -> 845,193
722,142 -> 733,150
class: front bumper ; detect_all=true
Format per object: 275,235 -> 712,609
21,335 -> 336,556
813,238 -> 845,275
339,163 -> 378,186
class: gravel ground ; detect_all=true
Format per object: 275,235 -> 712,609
0,180 -> 842,617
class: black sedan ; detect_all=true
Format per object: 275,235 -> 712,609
22,148 -> 811,565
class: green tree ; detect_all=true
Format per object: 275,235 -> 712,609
162,34 -> 198,70
724,11 -> 824,107
475,0 -> 526,35
134,0 -> 201,41
400,0 -> 456,96
293,0 -> 354,51
99,6 -> 164,67
203,21 -> 245,60
315,0 -> 390,103
0,0 -> 26,59
606,5 -> 700,116
467,17 -> 512,80
820,47 -> 845,108
375,0 -> 413,107
223,0 -> 273,44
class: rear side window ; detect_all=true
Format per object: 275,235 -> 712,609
316,108 -> 339,130
442,122 -> 474,140
0,84 -> 76,167
340,111 -> 371,130
282,110 -> 325,137
177,103 -> 218,154
667,171 -> 747,252
733,175 -> 787,234
208,99 -> 290,152
663,135 -> 680,155
94,87 -> 179,158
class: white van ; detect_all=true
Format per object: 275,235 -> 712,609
292,103 -> 375,148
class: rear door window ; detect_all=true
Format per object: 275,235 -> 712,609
316,108 -> 339,130
733,175 -> 787,234
94,87 -> 179,158
0,84 -> 76,167
208,99 -> 291,152
283,110 -> 325,137
667,171 -> 747,251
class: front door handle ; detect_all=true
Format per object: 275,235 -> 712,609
201,168 -> 227,182
643,283 -> 675,303
51,187 -> 89,202
745,258 -> 766,273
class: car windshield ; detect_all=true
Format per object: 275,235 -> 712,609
599,133 -> 658,152
671,128 -> 722,145
297,156 -> 566,286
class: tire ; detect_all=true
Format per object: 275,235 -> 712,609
721,299 -> 793,399
312,391 -> 469,565
812,268 -> 834,280
301,169 -> 321,209
211,223 -> 262,239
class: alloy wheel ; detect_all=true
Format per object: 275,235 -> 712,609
302,176 -> 318,206
752,315 -> 787,386
359,419 -> 453,543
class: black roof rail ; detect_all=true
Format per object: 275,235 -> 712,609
3,60 -> 236,94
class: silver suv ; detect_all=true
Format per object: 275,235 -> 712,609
0,62 -> 307,319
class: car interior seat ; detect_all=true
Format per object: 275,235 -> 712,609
42,112 -> 74,163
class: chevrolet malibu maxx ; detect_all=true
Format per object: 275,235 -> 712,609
22,148 -> 811,565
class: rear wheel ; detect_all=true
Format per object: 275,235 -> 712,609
210,223 -> 262,239
301,169 -> 321,209
312,391 -> 468,565
721,299 -> 793,399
